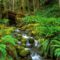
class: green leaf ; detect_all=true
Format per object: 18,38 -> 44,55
1,35 -> 17,45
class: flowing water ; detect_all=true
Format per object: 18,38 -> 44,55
14,29 -> 43,60
22,34 -> 42,60
31,51 -> 42,60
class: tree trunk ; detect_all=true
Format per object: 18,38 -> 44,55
21,0 -> 25,13
12,0 -> 14,11
56,57 -> 60,60
0,0 -> 4,18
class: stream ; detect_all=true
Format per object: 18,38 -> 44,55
14,29 -> 43,60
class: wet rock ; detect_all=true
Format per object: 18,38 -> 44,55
28,38 -> 34,45
15,29 -> 20,33
17,41 -> 21,45
22,34 -> 29,39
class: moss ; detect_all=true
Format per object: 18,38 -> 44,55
21,38 -> 27,44
17,46 -> 24,50
21,43 -> 26,47
19,48 -> 30,57
16,34 -> 22,41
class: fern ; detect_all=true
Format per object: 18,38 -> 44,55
1,35 -> 17,45
40,39 -> 49,56
54,48 -> 60,57
0,44 -> 6,60
23,16 -> 60,58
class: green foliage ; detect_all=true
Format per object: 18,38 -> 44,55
40,0 -> 46,5
23,15 -> 60,25
50,39 -> 60,57
36,0 -> 60,17
0,44 -> 6,57
55,48 -> 60,57
40,39 -> 49,55
1,35 -> 17,45
7,56 -> 13,60
39,9 -> 60,17
23,16 -> 60,37
0,19 -> 9,24
23,15 -> 60,58
0,26 -> 15,35
0,34 -> 17,60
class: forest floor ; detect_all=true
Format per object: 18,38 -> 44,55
0,11 -> 60,60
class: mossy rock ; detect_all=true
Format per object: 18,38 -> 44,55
21,38 -> 27,44
19,48 -> 30,57
17,45 -> 24,50
15,34 -> 22,41
17,34 -> 22,38
21,43 -> 26,47
27,30 -> 37,37
31,31 -> 36,35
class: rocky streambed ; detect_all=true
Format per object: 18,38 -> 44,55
13,29 -> 43,60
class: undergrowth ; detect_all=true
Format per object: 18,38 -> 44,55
23,15 -> 60,58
